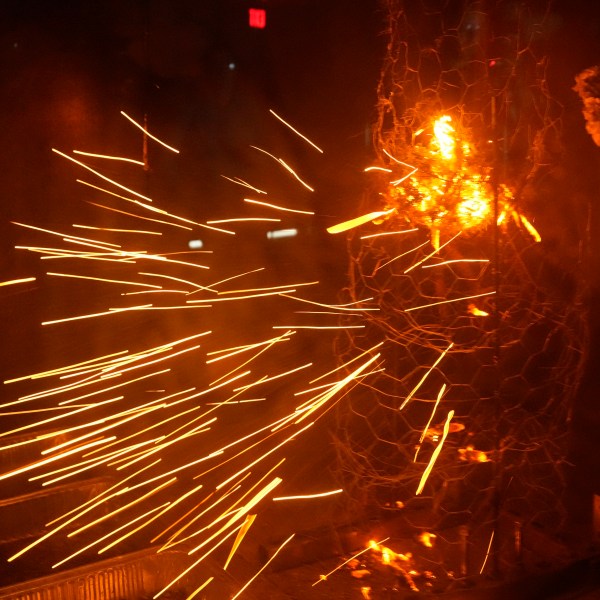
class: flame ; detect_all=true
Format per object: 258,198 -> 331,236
458,445 -> 489,463
468,303 -> 489,317
432,115 -> 455,161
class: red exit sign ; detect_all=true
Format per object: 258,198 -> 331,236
249,8 -> 266,29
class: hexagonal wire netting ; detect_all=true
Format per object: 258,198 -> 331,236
332,0 -> 588,585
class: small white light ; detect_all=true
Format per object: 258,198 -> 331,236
188,239 -> 203,249
228,62 -> 236,70
267,228 -> 298,240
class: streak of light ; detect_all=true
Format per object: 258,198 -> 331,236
416,410 -> 454,495
40,404 -> 163,458
41,305 -> 152,326
224,513 -> 257,570
73,149 -> 145,165
373,240 -> 429,272
404,291 -> 496,313
115,418 -> 216,469
52,149 -> 153,201
4,350 -> 128,384
33,460 -> 161,548
421,258 -> 489,268
309,342 -> 384,385
364,166 -> 392,173
251,145 -> 314,191
294,310 -> 357,315
206,332 -> 291,364
46,271 -> 163,289
419,384 -> 447,445
403,231 -> 463,274
81,178 -> 233,235
18,247 -> 129,263
269,109 -> 324,153
52,502 -> 169,569
399,344 -> 453,411
67,477 -> 177,538
273,488 -> 343,501
212,428 -> 308,494
6,460 -> 157,562
390,166 -> 419,185
206,398 -> 265,406
187,289 -> 296,304
293,355 -> 381,425
57,369 -> 171,406
221,174 -> 267,194
219,281 -> 318,295
189,477 -> 283,554
86,199 -> 193,231
360,228 -> 418,239
244,197 -> 314,215
122,289 -> 187,296
313,537 -> 390,586
188,416 -> 295,483
95,344 -> 202,379
207,217 -> 281,223
233,362 -> 313,392
197,267 -> 264,294
154,526 -> 242,598
382,148 -> 417,169
73,224 -> 161,235
97,500 -> 171,554
186,578 -> 214,600
279,293 -> 378,312
231,534 -> 295,600
327,208 -> 396,234
12,221 -> 122,248
150,482 -> 207,544
158,480 -> 245,549
120,111 -> 179,153
273,324 -> 365,330
0,436 -> 114,483
140,271 -> 214,292
480,530 -> 495,574
78,393 -> 195,459
33,439 -> 163,487
0,277 -> 36,287
518,213 -> 542,242
0,396 -> 120,438
415,384 -> 447,461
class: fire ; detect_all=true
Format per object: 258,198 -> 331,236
349,113 -> 542,246
432,115 -> 455,161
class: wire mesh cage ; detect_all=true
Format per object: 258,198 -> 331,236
332,0 -> 588,589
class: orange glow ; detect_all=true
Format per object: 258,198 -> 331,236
468,303 -> 489,317
432,115 -> 455,160
417,531 -> 437,548
458,445 -> 490,463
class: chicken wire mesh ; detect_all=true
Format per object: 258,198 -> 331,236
332,0 -> 588,588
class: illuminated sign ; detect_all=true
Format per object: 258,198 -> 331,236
249,8 -> 266,29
